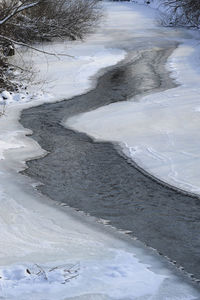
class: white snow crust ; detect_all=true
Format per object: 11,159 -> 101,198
0,1 -> 199,299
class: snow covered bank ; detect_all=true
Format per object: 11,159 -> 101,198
132,0 -> 176,17
132,0 -> 165,11
0,1 -> 199,299
133,0 -> 200,29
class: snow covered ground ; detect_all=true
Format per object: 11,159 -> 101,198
0,1 -> 199,299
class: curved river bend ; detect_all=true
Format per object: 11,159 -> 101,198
20,42 -> 200,281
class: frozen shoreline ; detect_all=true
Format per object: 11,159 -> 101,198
67,27 -> 200,196
0,1 -> 200,299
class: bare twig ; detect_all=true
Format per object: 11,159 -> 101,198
35,264 -> 48,281
0,35 -> 74,58
0,1 -> 41,25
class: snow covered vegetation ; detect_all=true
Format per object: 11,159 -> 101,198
0,0 -> 101,90
134,0 -> 200,28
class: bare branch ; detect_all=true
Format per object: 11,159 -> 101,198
0,1 -> 41,25
0,35 -> 75,58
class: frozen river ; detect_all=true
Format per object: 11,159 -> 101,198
1,1 -> 200,299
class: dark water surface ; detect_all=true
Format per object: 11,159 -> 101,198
20,46 -> 200,281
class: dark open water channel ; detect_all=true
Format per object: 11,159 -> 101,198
20,45 -> 200,281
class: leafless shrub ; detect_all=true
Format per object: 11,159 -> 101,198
161,0 -> 200,28
0,0 -> 102,91
28,0 -> 101,41
0,0 -> 101,44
